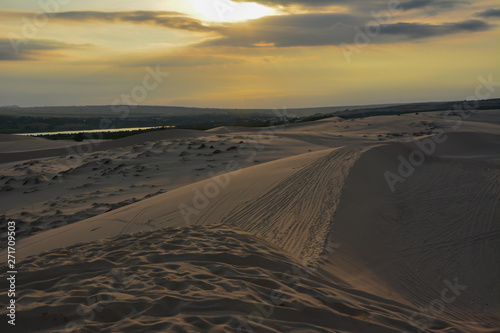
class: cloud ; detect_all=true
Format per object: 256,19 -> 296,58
475,8 -> 500,17
232,0 -> 348,7
379,19 -> 490,39
204,13 -> 364,47
0,10 -> 214,32
399,0 -> 467,11
201,13 -> 491,48
0,38 -> 87,61
231,0 -> 466,12
57,11 -> 213,32
0,8 -> 491,53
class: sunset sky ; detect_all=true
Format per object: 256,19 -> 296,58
0,0 -> 499,108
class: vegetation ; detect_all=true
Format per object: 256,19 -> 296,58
2,98 -> 499,140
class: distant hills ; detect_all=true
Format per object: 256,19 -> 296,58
1,99 -> 499,135
0,99 -> 499,119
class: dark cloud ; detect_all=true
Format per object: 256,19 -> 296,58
207,13 -> 366,47
475,8 -> 500,17
0,9 -> 491,53
232,0 -> 347,6
258,12 -> 363,27
399,0 -> 467,10
54,10 -> 213,32
0,38 -> 85,61
201,13 -> 491,48
379,19 -> 490,39
231,0 -> 466,12
0,10 -> 214,33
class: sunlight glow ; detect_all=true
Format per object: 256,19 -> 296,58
187,0 -> 274,22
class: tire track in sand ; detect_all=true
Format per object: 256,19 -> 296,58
222,145 -> 368,261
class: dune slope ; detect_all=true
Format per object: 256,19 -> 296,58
1,225 -> 426,333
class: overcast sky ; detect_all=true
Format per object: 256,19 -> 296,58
0,0 -> 499,108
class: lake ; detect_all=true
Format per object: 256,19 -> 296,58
15,126 -> 173,136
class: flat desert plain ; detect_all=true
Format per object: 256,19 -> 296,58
1,110 -> 499,332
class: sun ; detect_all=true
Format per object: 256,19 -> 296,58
187,0 -> 274,23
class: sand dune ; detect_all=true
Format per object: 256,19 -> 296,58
1,110 -> 499,332
322,132 -> 500,331
0,135 -> 88,154
1,225 -> 424,333
0,134 -> 40,142
9,148 -> 336,258
0,129 -> 206,164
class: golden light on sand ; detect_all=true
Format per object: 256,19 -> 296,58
187,0 -> 273,22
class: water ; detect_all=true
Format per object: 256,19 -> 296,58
14,126 -> 173,136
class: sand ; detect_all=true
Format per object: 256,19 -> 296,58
1,110 -> 499,332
